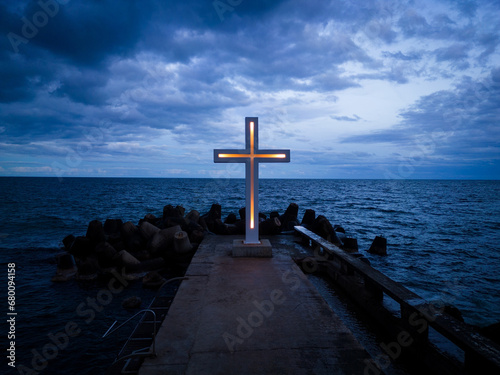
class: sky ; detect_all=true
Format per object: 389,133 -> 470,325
0,0 -> 499,179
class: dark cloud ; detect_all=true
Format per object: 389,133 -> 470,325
0,0 -> 498,177
398,9 -> 477,41
434,43 -> 471,70
342,68 -> 500,166
365,19 -> 398,43
4,0 -> 147,64
331,114 -> 361,122
382,51 -> 422,61
354,63 -> 414,84
398,9 -> 429,37
434,44 -> 470,62
0,55 -> 40,102
478,32 -> 499,61
53,67 -> 110,105
341,130 -> 413,145
449,0 -> 479,17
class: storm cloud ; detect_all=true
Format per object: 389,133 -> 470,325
0,0 -> 499,179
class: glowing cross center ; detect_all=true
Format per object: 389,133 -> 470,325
214,117 -> 290,244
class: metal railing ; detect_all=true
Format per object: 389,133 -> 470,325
102,309 -> 158,362
102,277 -> 189,368
294,225 -> 500,373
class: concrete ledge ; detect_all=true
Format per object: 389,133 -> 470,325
232,239 -> 272,257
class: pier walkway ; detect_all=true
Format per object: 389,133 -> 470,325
138,235 -> 373,374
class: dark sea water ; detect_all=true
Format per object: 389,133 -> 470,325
0,177 -> 499,374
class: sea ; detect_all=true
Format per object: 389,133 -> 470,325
0,177 -> 499,374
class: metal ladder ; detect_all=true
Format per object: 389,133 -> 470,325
103,277 -> 188,374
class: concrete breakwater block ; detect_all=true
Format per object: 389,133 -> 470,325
368,236 -> 387,255
232,239 -> 272,257
58,202 -> 371,284
52,253 -> 78,282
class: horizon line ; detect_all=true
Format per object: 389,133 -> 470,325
0,176 -> 499,181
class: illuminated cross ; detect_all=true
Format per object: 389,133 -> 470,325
214,117 -> 290,244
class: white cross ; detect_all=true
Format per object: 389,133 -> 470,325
214,117 -> 290,244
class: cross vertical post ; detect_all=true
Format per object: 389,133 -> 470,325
214,117 -> 290,245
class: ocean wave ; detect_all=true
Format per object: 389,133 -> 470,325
1,178 -> 499,327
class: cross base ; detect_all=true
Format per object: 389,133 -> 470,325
232,239 -> 272,258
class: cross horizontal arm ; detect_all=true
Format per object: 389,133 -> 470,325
214,149 -> 249,163
255,149 -> 290,162
214,149 -> 291,163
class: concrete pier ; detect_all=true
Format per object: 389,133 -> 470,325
139,235 -> 373,375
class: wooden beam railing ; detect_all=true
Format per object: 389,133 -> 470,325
294,225 -> 500,372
